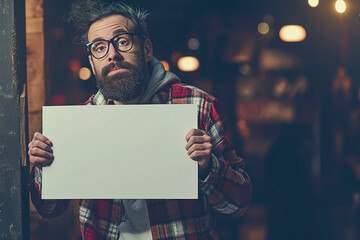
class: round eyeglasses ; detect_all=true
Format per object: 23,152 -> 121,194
86,32 -> 145,59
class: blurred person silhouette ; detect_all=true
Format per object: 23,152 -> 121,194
263,123 -> 316,240
342,136 -> 360,201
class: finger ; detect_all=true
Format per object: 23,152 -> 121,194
185,135 -> 212,149
33,132 -> 52,145
28,147 -> 53,159
30,155 -> 53,167
189,149 -> 211,161
29,147 -> 53,167
29,140 -> 53,153
187,143 -> 212,156
185,129 -> 206,141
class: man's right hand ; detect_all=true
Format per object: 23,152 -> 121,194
28,132 -> 54,168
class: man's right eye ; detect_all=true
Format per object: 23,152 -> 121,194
93,44 -> 107,52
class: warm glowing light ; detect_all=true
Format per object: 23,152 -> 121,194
239,64 -> 251,75
177,56 -> 200,72
188,38 -> 200,50
78,67 -> 92,80
53,94 -> 65,105
335,0 -> 346,13
279,25 -> 306,42
308,0 -> 319,7
258,22 -> 270,35
160,61 -> 170,71
69,59 -> 81,72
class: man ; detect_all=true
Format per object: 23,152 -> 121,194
28,1 -> 252,239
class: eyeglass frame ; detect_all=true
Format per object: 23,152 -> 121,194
86,32 -> 146,59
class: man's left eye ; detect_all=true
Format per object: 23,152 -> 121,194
118,39 -> 128,46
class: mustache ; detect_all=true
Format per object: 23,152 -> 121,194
101,61 -> 133,76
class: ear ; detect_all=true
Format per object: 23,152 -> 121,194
143,38 -> 153,62
88,55 -> 96,75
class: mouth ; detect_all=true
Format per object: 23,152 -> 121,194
108,67 -> 128,75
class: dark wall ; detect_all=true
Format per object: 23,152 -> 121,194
0,0 -> 29,239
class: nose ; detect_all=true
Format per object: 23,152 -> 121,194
107,42 -> 123,62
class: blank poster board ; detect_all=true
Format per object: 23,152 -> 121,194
42,104 -> 198,199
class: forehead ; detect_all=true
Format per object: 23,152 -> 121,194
87,15 -> 134,42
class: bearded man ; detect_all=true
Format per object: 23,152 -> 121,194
28,1 -> 252,239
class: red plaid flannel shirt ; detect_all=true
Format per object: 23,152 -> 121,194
30,82 -> 252,240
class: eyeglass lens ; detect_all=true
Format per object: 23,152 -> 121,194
90,33 -> 133,59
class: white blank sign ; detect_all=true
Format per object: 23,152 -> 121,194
42,104 -> 198,199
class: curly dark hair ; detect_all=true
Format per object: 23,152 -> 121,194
68,0 -> 149,44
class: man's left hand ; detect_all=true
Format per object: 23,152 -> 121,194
185,129 -> 212,177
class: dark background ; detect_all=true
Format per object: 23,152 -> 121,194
31,0 -> 360,239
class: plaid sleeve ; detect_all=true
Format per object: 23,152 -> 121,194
199,99 -> 252,217
30,166 -> 70,218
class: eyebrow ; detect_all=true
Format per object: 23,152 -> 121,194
90,29 -> 131,43
113,29 -> 129,35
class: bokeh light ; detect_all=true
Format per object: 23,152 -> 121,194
239,63 -> 251,76
335,0 -> 346,13
78,67 -> 92,80
177,56 -> 200,72
308,0 -> 319,8
258,22 -> 270,35
279,25 -> 306,42
263,14 -> 274,25
53,94 -> 65,105
69,59 -> 81,72
188,38 -> 200,50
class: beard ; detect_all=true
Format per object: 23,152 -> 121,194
95,53 -> 147,103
